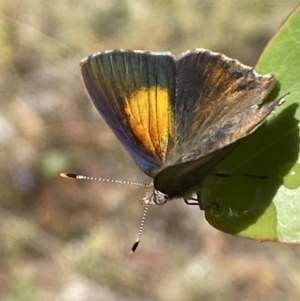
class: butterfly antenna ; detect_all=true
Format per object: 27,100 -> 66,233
61,172 -> 150,253
60,173 -> 146,187
131,204 -> 149,255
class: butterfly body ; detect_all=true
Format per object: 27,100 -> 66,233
81,49 -> 283,209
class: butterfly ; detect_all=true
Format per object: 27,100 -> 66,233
79,49 -> 283,213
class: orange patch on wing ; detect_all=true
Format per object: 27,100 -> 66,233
125,86 -> 174,162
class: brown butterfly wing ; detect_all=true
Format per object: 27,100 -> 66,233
154,49 -> 282,197
173,49 -> 278,162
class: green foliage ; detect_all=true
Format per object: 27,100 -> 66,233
12,278 -> 36,301
205,4 -> 300,242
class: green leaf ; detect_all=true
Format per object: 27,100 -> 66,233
204,4 -> 300,242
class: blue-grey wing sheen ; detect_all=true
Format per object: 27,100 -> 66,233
81,50 -> 176,177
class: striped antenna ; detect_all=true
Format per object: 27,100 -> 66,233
60,173 -> 146,187
60,172 -> 151,254
131,203 -> 149,254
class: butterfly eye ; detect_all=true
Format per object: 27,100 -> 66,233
178,182 -> 191,195
184,185 -> 190,191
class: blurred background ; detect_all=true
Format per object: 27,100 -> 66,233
0,0 -> 300,300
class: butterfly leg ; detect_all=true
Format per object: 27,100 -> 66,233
184,198 -> 199,205
215,172 -> 268,179
184,196 -> 220,211
214,172 -> 231,177
244,174 -> 268,179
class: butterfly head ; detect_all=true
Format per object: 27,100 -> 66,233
142,173 -> 197,206
142,183 -> 172,205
